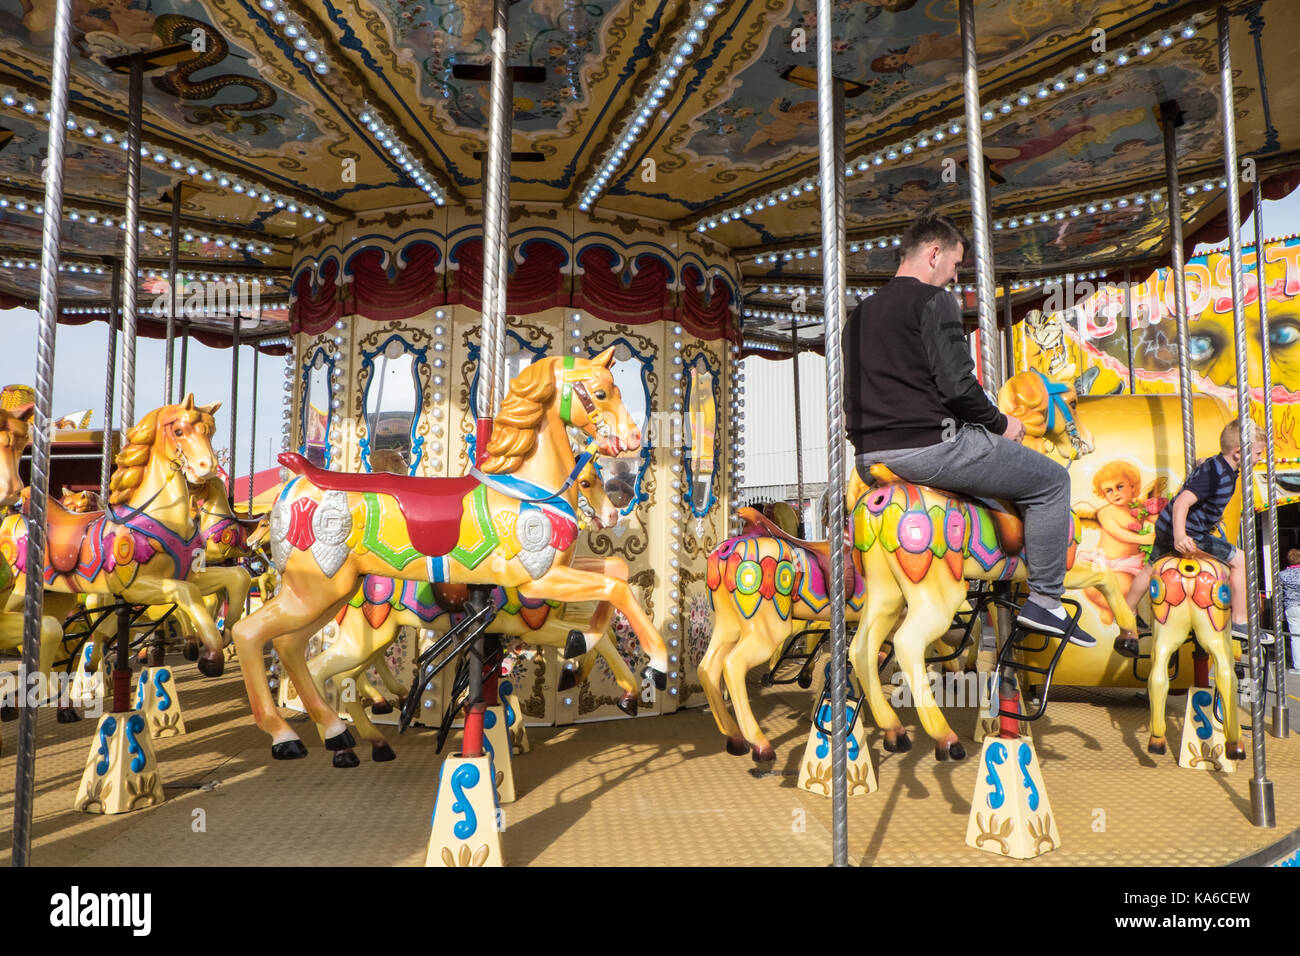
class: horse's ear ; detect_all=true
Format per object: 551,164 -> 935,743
182,393 -> 195,410
13,402 -> 34,423
198,401 -> 222,417
592,346 -> 616,368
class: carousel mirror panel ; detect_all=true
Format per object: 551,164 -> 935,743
472,330 -> 547,420
300,346 -> 334,469
684,352 -> 718,517
595,338 -> 652,514
361,335 -> 426,476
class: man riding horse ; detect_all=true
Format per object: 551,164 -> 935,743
843,212 -> 1097,648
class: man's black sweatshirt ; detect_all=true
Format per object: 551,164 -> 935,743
842,275 -> 1007,455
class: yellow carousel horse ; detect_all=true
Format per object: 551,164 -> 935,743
1144,554 -> 1243,760
850,373 -> 1140,761
235,349 -> 668,760
302,459 -> 640,762
0,403 -> 67,706
0,395 -> 229,678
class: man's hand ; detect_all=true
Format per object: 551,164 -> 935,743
1175,534 -> 1198,556
1001,416 -> 1026,443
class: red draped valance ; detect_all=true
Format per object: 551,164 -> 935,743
681,265 -> 736,341
447,239 -> 568,315
291,258 -> 343,335
345,244 -> 445,323
574,247 -> 673,325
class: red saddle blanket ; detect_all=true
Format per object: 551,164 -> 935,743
278,453 -> 479,559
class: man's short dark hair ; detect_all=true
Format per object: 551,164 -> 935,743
898,213 -> 967,260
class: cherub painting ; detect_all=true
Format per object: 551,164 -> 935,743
1075,460 -> 1167,622
745,98 -> 818,153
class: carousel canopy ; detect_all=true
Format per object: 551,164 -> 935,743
0,0 -> 1297,348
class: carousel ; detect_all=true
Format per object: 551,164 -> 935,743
1,0 -> 1299,868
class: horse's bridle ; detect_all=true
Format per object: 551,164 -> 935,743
1031,369 -> 1085,467
559,357 -> 615,445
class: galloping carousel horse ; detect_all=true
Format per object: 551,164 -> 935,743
850,374 -> 1140,761
235,349 -> 669,761
0,396 -> 230,678
301,459 -> 641,762
0,403 -> 67,703
1144,554 -> 1243,760
701,371 -> 1136,762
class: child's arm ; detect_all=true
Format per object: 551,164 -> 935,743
1170,488 -> 1199,555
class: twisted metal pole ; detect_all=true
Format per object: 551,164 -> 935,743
1161,102 -> 1196,478
959,0 -> 998,393
791,320 -> 804,529
1001,278 -> 1014,381
247,346 -> 259,514
1219,5 -> 1274,827
165,183 -> 181,403
228,320 -> 240,500
1251,174 -> 1288,737
179,321 -> 190,397
480,0 -> 512,420
99,260 -> 121,505
1124,267 -> 1135,393
12,0 -> 73,868
120,59 -> 143,432
816,0 -> 849,867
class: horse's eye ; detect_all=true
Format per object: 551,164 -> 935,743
580,480 -> 590,489
594,390 -> 607,401
174,427 -> 184,437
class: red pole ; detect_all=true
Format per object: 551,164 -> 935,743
998,691 -> 1021,739
475,418 -> 493,466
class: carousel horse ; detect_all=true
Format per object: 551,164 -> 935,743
303,458 -> 639,762
235,349 -> 668,761
1144,554 -> 1243,760
850,373 -> 1140,761
0,395 -> 230,678
0,404 -> 67,707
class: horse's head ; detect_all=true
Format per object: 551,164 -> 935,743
60,487 -> 95,513
998,370 -> 1094,460
151,394 -> 222,485
0,403 -> 33,508
576,460 -> 628,530
556,347 -> 641,456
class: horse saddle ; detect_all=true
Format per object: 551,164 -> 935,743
278,452 -> 479,558
867,464 -> 1025,556
737,506 -> 858,603
42,499 -> 105,574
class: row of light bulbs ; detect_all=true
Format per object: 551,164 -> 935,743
359,109 -> 448,206
728,343 -> 745,536
692,13 -> 1209,233
0,193 -> 273,254
751,235 -> 900,266
63,300 -> 288,316
576,0 -> 722,211
0,256 -> 280,285
0,88 -> 328,224
257,0 -> 331,75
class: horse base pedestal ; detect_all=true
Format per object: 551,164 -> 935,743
133,666 -> 187,738
501,681 -> 529,755
69,643 -> 106,705
966,735 -> 1060,859
1176,687 -> 1236,773
73,711 -> 165,815
797,688 -> 876,798
426,754 -> 503,867
482,705 -> 516,803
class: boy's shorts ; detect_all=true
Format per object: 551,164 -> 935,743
1151,530 -> 1237,566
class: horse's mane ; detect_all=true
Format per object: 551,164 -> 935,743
480,358 -> 558,474
108,405 -> 216,505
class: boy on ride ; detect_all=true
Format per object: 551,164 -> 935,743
1121,420 -> 1264,655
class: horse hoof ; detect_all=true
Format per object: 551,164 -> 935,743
797,672 -> 812,689
883,730 -> 912,753
372,741 -> 397,762
1114,637 -> 1141,659
725,736 -> 749,756
271,739 -> 308,760
147,648 -> 166,668
936,740 -> 966,761
56,707 -> 81,724
557,668 -> 578,692
1226,742 -> 1247,760
0,704 -> 16,722
563,629 -> 587,660
196,652 -> 224,678
1147,737 -> 1167,755
324,728 -> 357,752
644,667 -> 668,691
332,749 -> 360,769
370,700 -> 393,715
182,642 -> 200,662
616,693 -> 638,717
751,743 -> 776,763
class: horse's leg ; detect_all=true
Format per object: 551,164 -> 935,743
721,617 -> 784,762
305,609 -> 394,753
1196,612 -> 1243,759
567,556 -> 624,656
1146,618 -> 1181,754
1064,563 -> 1139,638
372,655 -> 409,702
891,584 -> 965,760
191,566 -> 252,635
518,565 -> 668,681
852,548 -> 907,750
124,578 -> 226,676
698,592 -> 746,753
231,560 -> 358,755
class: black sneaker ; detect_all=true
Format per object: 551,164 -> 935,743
1016,601 -> 1098,648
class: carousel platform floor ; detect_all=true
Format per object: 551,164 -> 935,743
2,656 -> 1299,867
